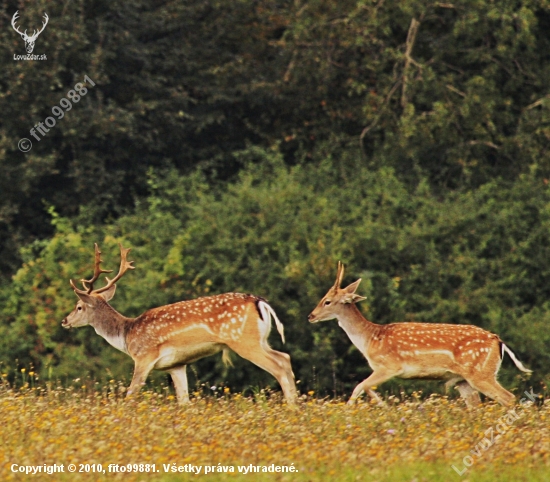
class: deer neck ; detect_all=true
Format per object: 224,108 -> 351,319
336,305 -> 379,356
89,301 -> 133,354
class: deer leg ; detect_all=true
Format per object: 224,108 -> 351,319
169,365 -> 190,404
127,360 -> 155,398
467,378 -> 516,407
455,381 -> 481,407
270,350 -> 298,402
230,343 -> 297,404
444,377 -> 462,393
445,378 -> 481,407
348,370 -> 394,405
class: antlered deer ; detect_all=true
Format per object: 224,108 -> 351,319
62,244 -> 297,404
308,262 -> 531,407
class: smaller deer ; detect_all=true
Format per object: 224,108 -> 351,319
62,244 -> 297,404
308,262 -> 531,407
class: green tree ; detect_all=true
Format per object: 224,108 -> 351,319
2,0 -> 550,281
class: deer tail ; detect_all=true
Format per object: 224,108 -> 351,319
257,300 -> 285,344
501,343 -> 532,373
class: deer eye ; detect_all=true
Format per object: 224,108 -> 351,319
324,300 -> 331,306
77,306 -> 82,311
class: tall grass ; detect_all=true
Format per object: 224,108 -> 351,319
0,376 -> 548,481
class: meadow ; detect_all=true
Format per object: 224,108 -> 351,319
1,375 -> 549,482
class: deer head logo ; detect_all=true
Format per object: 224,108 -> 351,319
11,11 -> 49,54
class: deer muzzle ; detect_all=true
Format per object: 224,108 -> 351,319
308,312 -> 318,323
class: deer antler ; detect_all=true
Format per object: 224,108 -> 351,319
70,244 -> 134,295
92,244 -> 135,294
333,261 -> 345,289
11,11 -> 25,37
11,11 -> 48,39
79,243 -> 113,293
27,13 -> 48,41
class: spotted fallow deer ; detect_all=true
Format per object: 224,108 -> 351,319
308,262 -> 531,407
62,244 -> 297,404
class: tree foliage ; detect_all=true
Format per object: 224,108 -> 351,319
2,0 -> 550,274
2,149 -> 548,396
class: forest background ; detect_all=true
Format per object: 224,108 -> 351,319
0,0 -> 549,399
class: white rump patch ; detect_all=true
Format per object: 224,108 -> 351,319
257,301 -> 285,344
501,343 -> 532,373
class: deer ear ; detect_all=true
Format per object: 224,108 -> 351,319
340,279 -> 366,304
99,283 -> 116,301
75,291 -> 96,306
344,279 -> 362,294
341,293 -> 367,304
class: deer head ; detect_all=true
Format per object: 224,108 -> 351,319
11,11 -> 49,54
308,262 -> 366,323
62,243 -> 134,329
